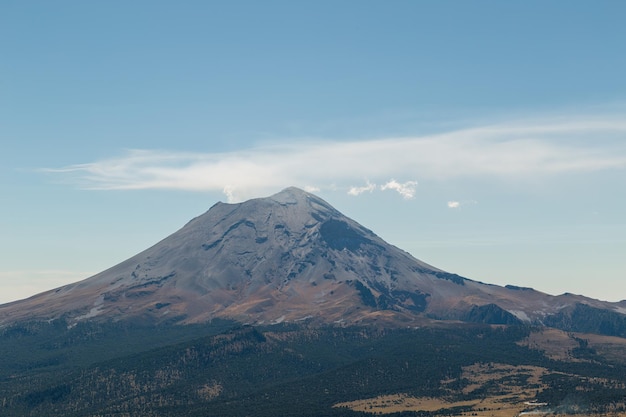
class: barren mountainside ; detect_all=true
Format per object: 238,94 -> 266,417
1,187 -> 625,333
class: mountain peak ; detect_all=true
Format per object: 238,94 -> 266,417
268,187 -> 334,210
271,186 -> 310,200
1,187 -> 623,331
267,186 -> 316,205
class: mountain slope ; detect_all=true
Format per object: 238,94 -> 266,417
1,187 -> 624,330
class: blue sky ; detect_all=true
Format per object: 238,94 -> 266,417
1,1 -> 625,303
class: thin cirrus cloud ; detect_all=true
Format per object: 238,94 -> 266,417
46,116 -> 626,202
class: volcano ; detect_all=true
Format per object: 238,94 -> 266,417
1,187 -> 624,330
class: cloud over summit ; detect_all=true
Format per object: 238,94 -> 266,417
47,116 -> 626,202
348,180 -> 418,199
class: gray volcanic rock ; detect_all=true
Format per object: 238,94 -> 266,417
1,187 -> 624,330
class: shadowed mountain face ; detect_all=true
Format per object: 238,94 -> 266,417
1,187 -> 625,330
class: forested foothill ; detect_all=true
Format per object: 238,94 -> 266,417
1,320 -> 626,416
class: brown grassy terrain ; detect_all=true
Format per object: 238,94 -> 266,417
584,333 -> 626,365
518,328 -> 626,367
517,328 -> 579,361
333,361 -> 626,417
334,362 -> 548,416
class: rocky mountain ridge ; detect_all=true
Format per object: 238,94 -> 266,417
1,187 -> 625,334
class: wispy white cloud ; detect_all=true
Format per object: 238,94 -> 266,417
347,180 -> 417,199
45,116 -> 626,202
381,180 -> 418,199
303,185 -> 320,193
348,181 -> 377,196
447,200 -> 477,209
